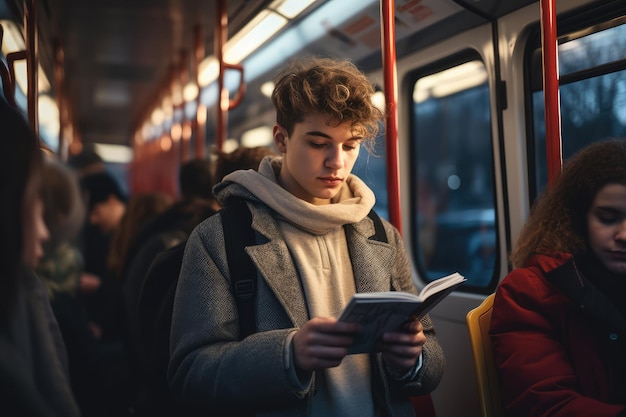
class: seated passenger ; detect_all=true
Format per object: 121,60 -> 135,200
168,57 -> 445,415
490,139 -> 626,416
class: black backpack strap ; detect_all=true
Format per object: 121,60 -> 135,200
367,209 -> 388,243
220,200 -> 257,339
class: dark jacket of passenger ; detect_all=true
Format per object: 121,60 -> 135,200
0,269 -> 80,417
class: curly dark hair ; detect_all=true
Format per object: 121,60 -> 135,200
271,57 -> 383,150
510,138 -> 626,268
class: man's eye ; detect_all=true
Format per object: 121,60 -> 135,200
310,142 -> 325,149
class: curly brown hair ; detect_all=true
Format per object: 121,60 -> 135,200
271,57 -> 383,149
510,138 -> 626,268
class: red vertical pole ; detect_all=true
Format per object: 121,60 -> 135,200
540,0 -> 562,183
178,50 -> 190,161
382,1 -> 436,415
381,0 -> 402,231
193,25 -> 205,158
215,0 -> 227,151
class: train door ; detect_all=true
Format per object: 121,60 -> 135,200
392,20 -> 501,415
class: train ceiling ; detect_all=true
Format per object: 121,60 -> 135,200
41,0 -> 274,149
2,0 -> 538,152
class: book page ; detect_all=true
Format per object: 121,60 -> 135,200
342,291 -> 421,302
419,272 -> 465,301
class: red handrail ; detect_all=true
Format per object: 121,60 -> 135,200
226,63 -> 246,110
6,50 -> 26,104
0,25 -> 17,106
540,0 -> 562,183
193,24 -> 205,158
381,0 -> 402,232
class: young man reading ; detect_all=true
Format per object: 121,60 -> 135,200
168,57 -> 445,416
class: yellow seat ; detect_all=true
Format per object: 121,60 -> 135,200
466,293 -> 504,417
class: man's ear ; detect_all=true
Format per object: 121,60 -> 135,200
273,125 -> 287,153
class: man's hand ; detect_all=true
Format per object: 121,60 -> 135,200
378,317 -> 425,375
292,317 -> 360,371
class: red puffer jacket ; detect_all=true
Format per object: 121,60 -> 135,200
490,252 -> 626,417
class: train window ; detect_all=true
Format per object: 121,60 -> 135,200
353,130 -> 388,220
529,21 -> 626,197
409,58 -> 496,289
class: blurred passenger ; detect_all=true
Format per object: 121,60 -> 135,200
108,191 -> 172,282
38,159 -> 86,298
125,158 -> 217,321
77,170 -> 127,285
79,170 -> 136,415
68,147 -> 111,285
97,191 -> 170,412
36,157 -> 111,416
168,57 -> 445,415
0,98 -> 80,415
78,171 -> 128,339
490,139 -> 626,416
81,171 -> 128,236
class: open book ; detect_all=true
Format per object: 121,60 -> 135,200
338,272 -> 466,354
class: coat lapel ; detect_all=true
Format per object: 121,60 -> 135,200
245,210 -> 310,327
347,221 -> 396,294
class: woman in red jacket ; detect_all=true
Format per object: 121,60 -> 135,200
490,139 -> 626,417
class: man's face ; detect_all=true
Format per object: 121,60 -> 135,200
273,113 -> 362,205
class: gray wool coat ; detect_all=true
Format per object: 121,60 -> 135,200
168,197 -> 445,417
